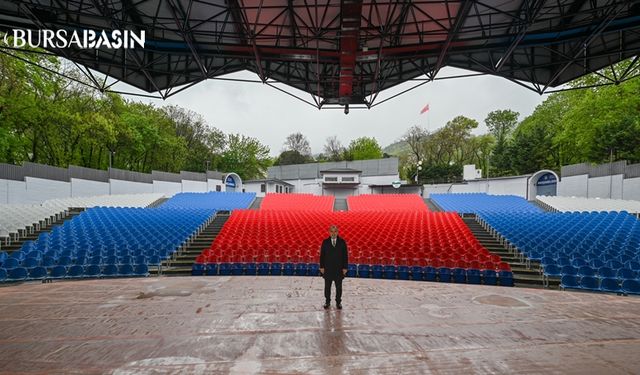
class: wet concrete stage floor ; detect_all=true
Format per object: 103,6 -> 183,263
1,277 -> 640,374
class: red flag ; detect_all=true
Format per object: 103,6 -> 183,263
420,103 -> 430,114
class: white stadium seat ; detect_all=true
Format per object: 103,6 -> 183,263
537,195 -> 640,215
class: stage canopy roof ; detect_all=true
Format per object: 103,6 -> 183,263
0,0 -> 639,110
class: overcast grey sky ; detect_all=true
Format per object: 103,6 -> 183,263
114,66 -> 549,157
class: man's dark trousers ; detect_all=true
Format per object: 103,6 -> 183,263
324,277 -> 343,304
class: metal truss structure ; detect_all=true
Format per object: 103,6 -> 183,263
0,0 -> 639,112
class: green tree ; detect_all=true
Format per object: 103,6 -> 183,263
219,134 -> 271,180
484,109 -> 519,175
347,137 -> 383,160
274,150 -> 309,165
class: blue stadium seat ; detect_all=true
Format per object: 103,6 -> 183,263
294,263 -> 308,276
192,263 -> 205,276
356,264 -> 370,278
597,267 -> 616,279
244,263 -> 257,275
119,264 -> 134,276
22,257 -> 39,268
205,263 -> 218,276
257,262 -> 270,276
66,265 -> 84,278
133,264 -> 149,277
231,262 -> 245,276
560,275 -> 580,290
283,263 -> 295,276
3,258 -> 19,268
57,256 -> 73,266
466,269 -> 481,284
438,267 -> 451,283
219,263 -> 232,276
579,276 -> 599,291
371,265 -> 383,279
599,278 -> 622,294
409,266 -> 423,281
561,266 -> 578,276
383,265 -> 396,279
577,266 -> 596,278
424,266 -> 437,282
308,264 -> 320,276
346,264 -> 357,278
49,265 -> 67,279
397,265 -> 410,280
616,268 -> 636,281
482,269 -> 498,285
102,264 -> 119,277
270,262 -> 283,276
622,279 -> 640,295
451,268 -> 466,283
8,267 -> 28,281
0,268 -> 6,282
498,271 -> 514,286
84,265 -> 102,278
28,266 -> 48,280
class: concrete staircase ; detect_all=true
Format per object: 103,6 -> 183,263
1,208 -> 85,253
152,213 -> 230,276
532,199 -> 556,212
249,197 -> 263,210
334,198 -> 348,211
147,197 -> 169,208
424,198 -> 441,212
462,216 -> 559,289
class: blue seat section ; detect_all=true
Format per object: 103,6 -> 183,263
161,192 -> 256,211
1,206 -> 214,282
479,211 -> 640,284
430,193 -> 541,214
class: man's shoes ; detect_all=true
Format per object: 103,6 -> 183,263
323,302 -> 330,309
337,303 -> 342,310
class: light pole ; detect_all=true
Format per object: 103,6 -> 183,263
415,159 -> 423,184
108,150 -> 115,195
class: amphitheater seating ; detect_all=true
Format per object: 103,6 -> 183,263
0,204 -> 66,246
194,210 -> 511,285
260,193 -> 334,212
0,207 -> 214,282
431,193 -> 541,214
43,193 -> 165,210
347,194 -> 429,212
479,211 -> 640,293
537,195 -> 640,215
160,191 -> 256,211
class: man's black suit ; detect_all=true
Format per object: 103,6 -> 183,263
320,236 -> 349,304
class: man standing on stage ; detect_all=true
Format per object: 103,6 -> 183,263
319,225 -> 348,310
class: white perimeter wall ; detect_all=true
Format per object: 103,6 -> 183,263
207,179 -> 224,192
558,175 -> 588,197
109,179 -> 153,195
182,180 -> 207,193
558,173 -> 638,200
16,177 -> 71,204
623,178 -> 640,201
71,178 -> 109,197
0,179 -> 27,204
587,175 -> 624,199
153,181 -> 182,196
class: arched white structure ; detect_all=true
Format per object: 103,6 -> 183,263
223,173 -> 243,192
527,170 -> 559,200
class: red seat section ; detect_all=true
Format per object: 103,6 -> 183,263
197,211 -> 502,270
260,193 -> 335,212
347,194 -> 429,212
